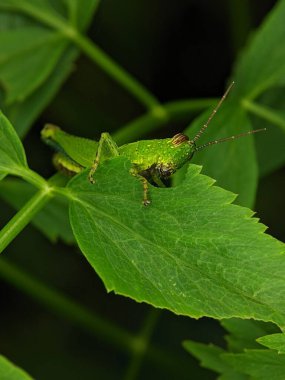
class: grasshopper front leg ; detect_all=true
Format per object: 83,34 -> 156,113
139,170 -> 167,206
130,167 -> 151,206
133,174 -> 151,206
141,176 -> 151,206
89,133 -> 151,206
88,132 -> 119,183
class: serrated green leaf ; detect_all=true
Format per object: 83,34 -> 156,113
223,349 -> 285,380
183,341 -> 230,373
183,340 -> 247,380
184,320 -> 278,378
183,102 -> 258,207
0,178 -> 74,243
67,157 -> 285,327
0,355 -> 33,380
257,333 -> 285,354
0,111 -> 27,178
221,318 -> 279,352
232,0 -> 285,100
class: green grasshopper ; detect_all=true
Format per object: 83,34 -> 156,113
41,82 -> 265,205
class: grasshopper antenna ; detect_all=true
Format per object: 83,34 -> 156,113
192,81 -> 235,143
195,128 -> 266,152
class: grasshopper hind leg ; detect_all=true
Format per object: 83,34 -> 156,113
53,152 -> 83,176
132,165 -> 169,206
130,168 -> 151,206
134,174 -> 151,206
141,177 -> 151,206
88,132 -> 119,183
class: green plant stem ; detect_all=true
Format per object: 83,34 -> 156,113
0,259 -> 191,376
0,258 -> 134,353
0,188 -> 51,253
165,98 -> 217,120
114,98 -> 217,145
69,32 -> 160,111
242,98 -> 285,132
14,168 -> 48,189
124,309 -> 161,380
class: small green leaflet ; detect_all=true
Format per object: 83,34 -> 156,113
223,350 -> 285,380
258,333 -> 285,354
184,319 -> 281,379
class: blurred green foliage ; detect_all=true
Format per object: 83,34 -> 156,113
0,1 -> 285,380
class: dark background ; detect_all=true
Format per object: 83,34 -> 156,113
1,1 -> 283,379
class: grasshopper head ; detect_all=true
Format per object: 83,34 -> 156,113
41,124 -> 65,154
170,133 -> 197,164
41,124 -> 61,140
